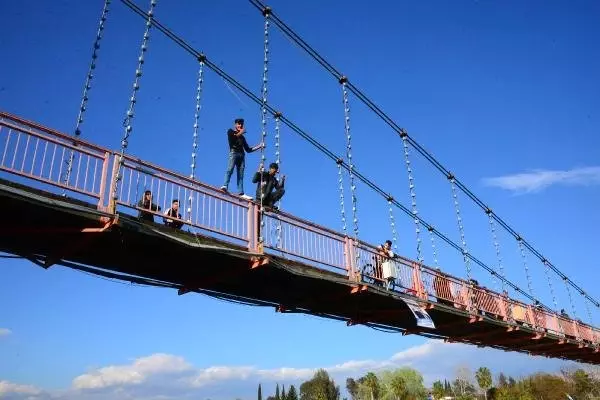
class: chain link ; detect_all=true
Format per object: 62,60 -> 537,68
427,226 -> 439,269
274,112 -> 283,248
112,0 -> 157,203
517,236 -> 535,299
486,209 -> 505,293
564,278 -> 578,319
258,7 -> 271,243
337,158 -> 347,234
64,0 -> 111,188
400,129 -> 423,263
541,259 -> 558,311
387,198 -> 398,252
585,298 -> 594,327
190,57 -> 205,180
449,175 -> 471,280
187,56 -> 205,222
340,77 -> 359,262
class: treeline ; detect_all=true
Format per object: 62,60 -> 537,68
255,365 -> 600,400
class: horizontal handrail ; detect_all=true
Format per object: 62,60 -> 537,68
1,109 -> 599,346
0,111 -> 111,154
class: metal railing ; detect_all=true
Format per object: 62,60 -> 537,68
1,109 -> 599,347
261,210 -> 348,274
0,112 -> 109,207
112,154 -> 253,248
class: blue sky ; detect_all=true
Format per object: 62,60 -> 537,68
1,0 -> 599,398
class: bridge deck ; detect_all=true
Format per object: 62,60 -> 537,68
1,177 -> 598,364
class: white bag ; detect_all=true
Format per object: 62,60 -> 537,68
381,260 -> 397,280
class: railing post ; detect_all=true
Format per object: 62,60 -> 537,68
97,151 -> 110,211
411,263 -> 427,300
553,313 -> 563,336
573,320 -> 582,342
247,203 -> 259,253
496,297 -> 507,321
107,154 -> 119,215
344,236 -> 357,281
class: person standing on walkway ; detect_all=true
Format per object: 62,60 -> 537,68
220,118 -> 262,198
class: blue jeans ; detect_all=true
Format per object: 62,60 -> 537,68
223,151 -> 245,193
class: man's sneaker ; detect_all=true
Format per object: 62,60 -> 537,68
220,186 -> 228,192
239,193 -> 253,200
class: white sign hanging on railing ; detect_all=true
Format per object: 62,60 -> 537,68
403,297 -> 435,329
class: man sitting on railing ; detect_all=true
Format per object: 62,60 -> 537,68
253,162 -> 286,211
138,190 -> 161,222
163,199 -> 183,229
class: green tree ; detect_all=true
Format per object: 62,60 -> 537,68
475,367 -> 493,399
380,367 -> 426,400
287,385 -> 299,400
282,385 -> 286,400
497,373 -> 507,388
570,368 -> 594,398
276,384 -> 281,400
346,378 -> 359,400
300,369 -> 340,400
358,372 -> 381,400
431,381 -> 445,400
444,380 -> 452,395
258,383 -> 263,400
525,373 -> 570,400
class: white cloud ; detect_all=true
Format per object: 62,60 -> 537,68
482,166 -> 600,193
72,353 -> 192,389
0,328 -> 12,337
1,340 -> 584,400
0,380 -> 41,396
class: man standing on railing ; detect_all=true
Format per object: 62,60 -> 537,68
252,162 -> 286,211
220,118 -> 263,199
138,190 -> 161,222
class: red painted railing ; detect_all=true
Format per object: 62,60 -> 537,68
1,110 -> 598,348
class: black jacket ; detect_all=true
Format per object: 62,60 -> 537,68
252,171 -> 284,200
163,207 -> 183,229
137,199 -> 160,221
227,129 -> 254,154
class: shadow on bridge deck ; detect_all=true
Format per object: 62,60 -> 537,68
1,177 -> 598,365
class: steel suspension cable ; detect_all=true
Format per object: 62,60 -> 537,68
542,259 -> 559,311
246,0 -> 599,310
258,6 -> 271,244
387,198 -> 398,253
449,174 -> 472,281
517,236 -> 535,300
119,0 -> 554,313
64,0 -> 111,188
339,77 -> 360,260
112,0 -> 156,206
190,55 -> 205,181
400,128 -> 423,264
486,208 -> 506,293
187,55 -> 205,222
337,158 -> 348,234
564,278 -> 578,320
428,226 -> 440,270
274,111 -> 283,248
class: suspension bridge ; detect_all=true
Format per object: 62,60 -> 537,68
1,0 -> 599,365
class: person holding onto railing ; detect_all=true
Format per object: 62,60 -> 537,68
163,199 -> 183,229
376,240 -> 397,289
220,118 -> 263,199
138,190 -> 161,223
252,162 -> 286,211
